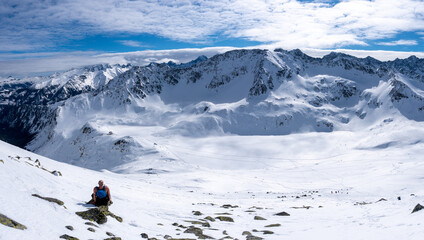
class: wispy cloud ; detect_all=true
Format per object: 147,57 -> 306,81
1,0 -> 423,52
378,40 -> 418,46
118,40 -> 145,48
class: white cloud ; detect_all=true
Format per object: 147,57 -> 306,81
378,40 -> 418,46
1,0 -> 424,51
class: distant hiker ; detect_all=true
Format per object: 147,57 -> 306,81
88,180 -> 112,206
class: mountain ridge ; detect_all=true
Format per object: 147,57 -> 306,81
1,48 -> 424,170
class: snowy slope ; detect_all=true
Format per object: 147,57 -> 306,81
2,118 -> 424,239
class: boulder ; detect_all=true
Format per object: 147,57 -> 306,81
0,213 -> 27,230
215,216 -> 234,222
412,203 -> 424,213
274,212 -> 290,216
75,208 -> 107,224
60,234 -> 79,240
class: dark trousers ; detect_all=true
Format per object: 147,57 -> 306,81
90,194 -> 109,206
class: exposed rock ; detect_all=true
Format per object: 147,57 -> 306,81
376,198 -> 387,203
87,227 -> 95,232
98,205 -> 123,222
253,216 -> 266,220
0,159 -> 3,163
65,225 -> 74,231
141,233 -> 149,238
204,216 -> 215,222
192,211 -> 203,216
264,224 -> 281,227
75,208 -> 107,224
220,237 -> 233,240
412,203 -> 424,213
60,234 -> 79,240
214,212 -> 232,215
274,212 -> 290,216
221,204 -> 239,209
185,220 -> 210,227
262,230 -> 274,234
106,232 -> 115,236
246,235 -> 263,240
184,226 -> 214,239
242,231 -> 252,236
0,213 -> 27,230
215,216 -> 234,222
32,193 -> 64,206
104,238 -> 121,240
85,222 -> 98,227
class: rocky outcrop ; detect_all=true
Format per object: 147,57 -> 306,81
0,213 -> 27,230
32,193 -> 64,206
75,206 -> 122,224
75,208 -> 107,224
60,234 -> 79,240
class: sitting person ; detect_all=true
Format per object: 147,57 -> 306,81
88,180 -> 112,206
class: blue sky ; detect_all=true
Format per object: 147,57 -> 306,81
0,0 -> 424,76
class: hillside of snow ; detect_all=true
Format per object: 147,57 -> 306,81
1,118 -> 424,239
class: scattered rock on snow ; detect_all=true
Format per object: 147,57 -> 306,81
0,213 -> 27,230
264,224 -> 281,227
32,193 -> 64,206
246,235 -> 263,240
185,220 -> 210,227
192,211 -> 203,216
215,216 -> 234,222
221,204 -> 239,209
59,234 -> 79,240
274,212 -> 290,216
204,216 -> 215,222
412,204 -> 424,213
184,226 -> 214,239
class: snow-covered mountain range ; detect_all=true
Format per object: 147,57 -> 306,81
1,48 -> 424,171
2,49 -> 424,240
